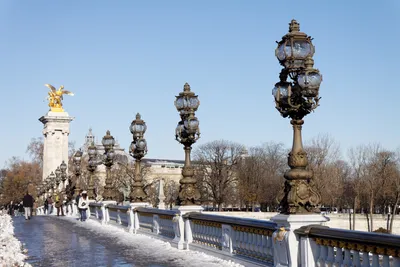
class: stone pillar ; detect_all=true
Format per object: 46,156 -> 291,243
270,214 -> 329,267
39,111 -> 74,181
158,179 -> 166,210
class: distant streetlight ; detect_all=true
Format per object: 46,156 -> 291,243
73,150 -> 83,198
55,166 -> 62,190
272,20 -> 322,214
174,83 -> 201,205
87,143 -> 98,199
60,161 -> 67,190
102,130 -> 115,201
129,113 -> 148,203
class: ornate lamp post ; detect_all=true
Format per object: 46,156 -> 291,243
174,83 -> 201,206
49,171 -> 56,193
45,176 -> 51,197
102,130 -> 115,201
73,150 -> 83,197
129,113 -> 148,203
272,19 -> 323,214
87,143 -> 98,199
55,167 -> 62,191
60,161 -> 67,190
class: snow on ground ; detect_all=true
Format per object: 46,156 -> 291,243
60,215 -> 244,267
0,211 -> 31,267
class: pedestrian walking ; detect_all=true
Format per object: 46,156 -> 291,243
44,198 -> 48,214
7,201 -> 14,216
23,192 -> 34,220
75,189 -> 83,220
78,191 -> 89,222
47,196 -> 54,214
55,192 -> 65,216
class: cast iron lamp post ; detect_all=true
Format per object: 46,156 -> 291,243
87,143 -> 98,199
60,161 -> 67,190
55,166 -> 62,191
49,171 -> 56,194
272,20 -> 322,214
73,150 -> 83,198
45,176 -> 51,197
174,83 -> 201,205
129,113 -> 148,203
102,130 -> 115,201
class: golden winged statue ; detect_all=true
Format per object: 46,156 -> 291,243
45,84 -> 74,112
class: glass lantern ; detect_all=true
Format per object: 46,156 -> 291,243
88,145 -> 97,159
272,81 -> 291,102
297,58 -> 322,97
275,20 -> 314,69
174,83 -> 200,113
184,117 -> 199,134
60,161 -> 67,173
73,150 -> 82,165
130,113 -> 147,139
102,130 -> 115,150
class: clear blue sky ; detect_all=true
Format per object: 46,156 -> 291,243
1,0 -> 399,166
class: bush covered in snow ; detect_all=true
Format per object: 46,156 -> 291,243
0,211 -> 31,267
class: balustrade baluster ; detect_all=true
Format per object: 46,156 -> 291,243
361,251 -> 370,267
343,248 -> 352,266
325,245 -> 334,265
317,244 -> 327,266
335,247 -> 343,266
352,251 -> 361,267
371,254 -> 379,267
267,235 -> 273,258
256,233 -> 262,259
382,255 -> 389,267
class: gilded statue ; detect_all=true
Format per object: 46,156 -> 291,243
45,84 -> 74,112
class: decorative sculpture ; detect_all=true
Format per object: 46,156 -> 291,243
45,84 -> 74,112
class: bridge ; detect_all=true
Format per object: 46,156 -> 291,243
25,203 -> 400,267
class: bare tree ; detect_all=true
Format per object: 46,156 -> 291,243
237,142 -> 286,211
193,140 -> 246,211
26,137 -> 44,166
305,134 -> 343,207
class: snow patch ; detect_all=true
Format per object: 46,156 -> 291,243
0,211 -> 31,267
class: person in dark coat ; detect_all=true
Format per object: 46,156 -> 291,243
8,201 -> 14,216
23,192 -> 34,220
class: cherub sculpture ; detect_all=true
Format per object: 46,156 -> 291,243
45,84 -> 74,112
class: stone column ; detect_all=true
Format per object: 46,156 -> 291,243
39,111 -> 74,181
158,179 -> 166,210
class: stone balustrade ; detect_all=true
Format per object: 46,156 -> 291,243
37,204 -> 400,267
295,225 -> 400,267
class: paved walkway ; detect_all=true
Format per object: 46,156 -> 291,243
13,215 -> 235,267
13,216 -> 170,267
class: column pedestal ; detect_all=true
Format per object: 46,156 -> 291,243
270,214 -> 329,267
172,205 -> 203,249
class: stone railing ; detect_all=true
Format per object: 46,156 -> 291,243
39,203 -> 400,267
295,225 -> 400,267
184,213 -> 276,266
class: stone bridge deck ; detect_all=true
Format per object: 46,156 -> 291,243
13,216 -> 238,267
